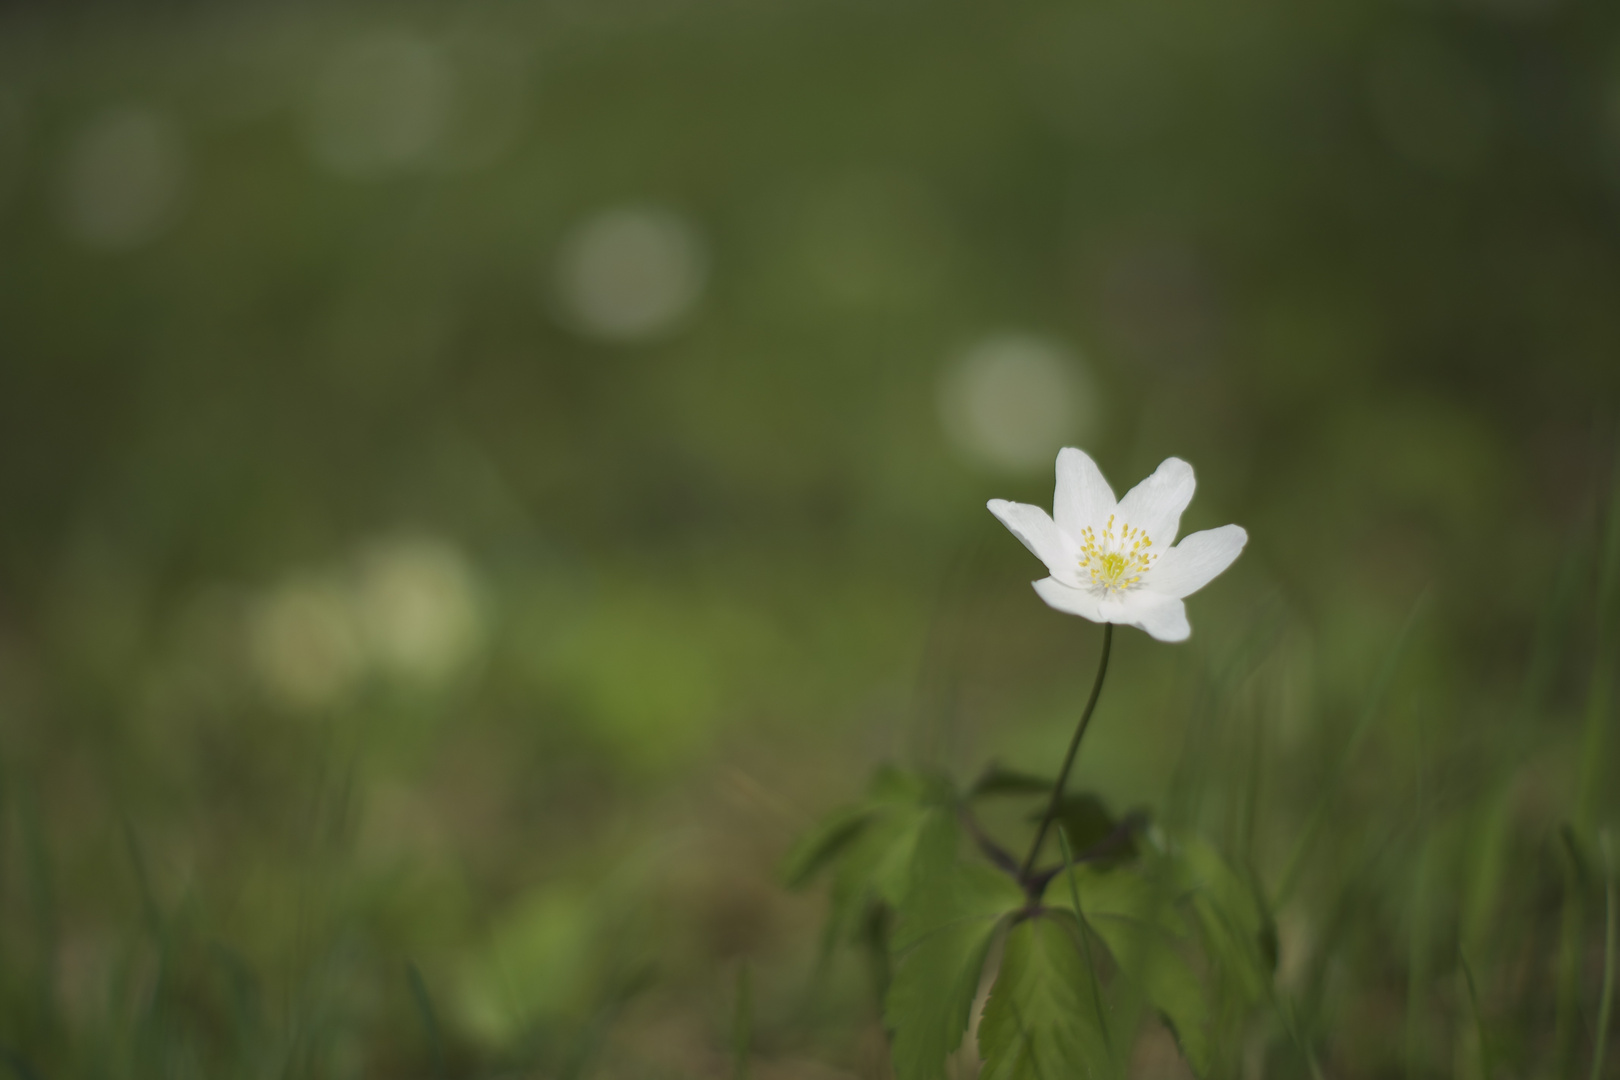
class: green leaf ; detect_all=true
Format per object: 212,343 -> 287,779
885,819 -> 1024,1080
820,825 -> 916,956
1087,911 -> 1208,1073
1174,837 -> 1275,1006
1037,796 -> 1130,864
979,913 -> 1113,1080
970,764 -> 1055,798
788,767 -> 961,955
781,803 -> 874,889
1051,863 -> 1209,1075
1057,864 -> 1187,937
969,767 -> 1134,867
848,769 -> 958,910
871,765 -> 948,803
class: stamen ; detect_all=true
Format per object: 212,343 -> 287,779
1076,517 -> 1158,598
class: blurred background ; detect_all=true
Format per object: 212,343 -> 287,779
1,0 -> 1618,1076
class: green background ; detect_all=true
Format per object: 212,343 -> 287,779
1,0 -> 1617,1075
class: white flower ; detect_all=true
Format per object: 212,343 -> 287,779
988,448 -> 1247,642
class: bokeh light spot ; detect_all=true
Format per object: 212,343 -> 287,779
938,332 -> 1097,473
248,575 -> 364,711
308,29 -> 453,178
549,206 -> 708,343
56,106 -> 186,250
355,536 -> 484,687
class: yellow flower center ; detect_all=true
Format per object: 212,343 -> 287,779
1078,515 -> 1157,597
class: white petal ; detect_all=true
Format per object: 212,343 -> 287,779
1095,598 -> 1132,627
988,500 -> 1079,584
1122,594 -> 1190,642
1148,524 -> 1247,599
1053,447 -> 1116,538
1032,577 -> 1105,623
1116,457 -> 1195,548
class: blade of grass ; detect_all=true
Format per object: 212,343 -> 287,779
0,760 -> 7,932
1236,706 -> 1265,875
1405,835 -> 1433,1080
1272,594 -> 1427,910
1576,443 -> 1620,832
1456,531 -> 1587,1032
407,963 -> 447,1080
17,782 -> 58,1019
909,538 -> 986,773
1459,782 -> 1514,963
732,963 -> 753,1080
1554,827 -> 1590,1077
123,814 -> 181,1066
121,816 -> 164,936
558,966 -> 652,1080
1286,824 -> 1410,1077
1591,832 -> 1615,1080
1516,535 -> 1588,730
1558,444 -> 1620,1075
1267,992 -> 1324,1080
1167,594 -> 1287,833
209,943 -> 264,1068
1458,950 -> 1493,1080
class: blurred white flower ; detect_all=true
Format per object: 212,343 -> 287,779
57,106 -> 186,249
550,206 -> 707,342
989,448 -> 1246,642
308,30 -> 453,177
355,536 -> 483,685
246,537 -> 484,708
939,333 -> 1095,473
248,575 -> 364,709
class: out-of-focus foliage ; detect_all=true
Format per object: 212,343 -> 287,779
0,0 -> 1618,1075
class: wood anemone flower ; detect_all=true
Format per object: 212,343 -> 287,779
988,448 -> 1247,642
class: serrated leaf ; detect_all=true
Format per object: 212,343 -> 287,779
885,819 -> 1024,1080
860,772 -> 957,909
1087,912 -> 1209,1073
1051,864 -> 1208,1075
864,808 -> 939,909
979,913 -> 1113,1080
812,768 -> 961,954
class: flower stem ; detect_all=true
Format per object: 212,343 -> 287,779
1020,622 -> 1113,883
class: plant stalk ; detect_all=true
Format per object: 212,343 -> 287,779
1020,623 -> 1114,883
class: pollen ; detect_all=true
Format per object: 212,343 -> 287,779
1077,515 -> 1157,597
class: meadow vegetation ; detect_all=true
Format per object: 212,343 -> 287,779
0,0 -> 1618,1075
